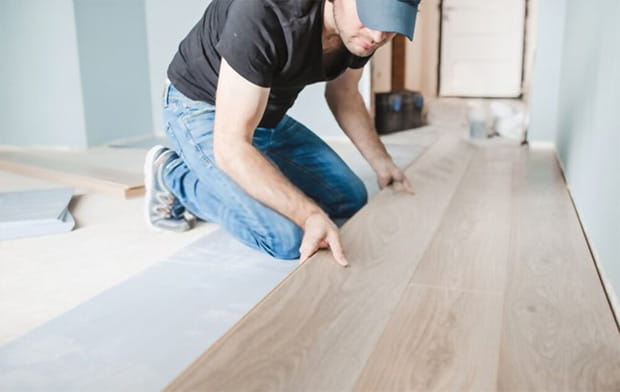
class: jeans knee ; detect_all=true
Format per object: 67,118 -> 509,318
258,221 -> 303,260
340,179 -> 368,218
353,180 -> 368,209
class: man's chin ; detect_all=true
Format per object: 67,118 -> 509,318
346,44 -> 373,58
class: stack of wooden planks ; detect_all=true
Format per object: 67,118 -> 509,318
165,135 -> 620,391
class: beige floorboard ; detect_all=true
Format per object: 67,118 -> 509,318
497,148 -> 620,391
353,145 -> 515,390
165,136 -> 476,391
409,145 -> 517,293
354,286 -> 503,391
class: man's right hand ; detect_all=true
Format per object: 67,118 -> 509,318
299,212 -> 349,268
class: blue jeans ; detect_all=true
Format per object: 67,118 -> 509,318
161,83 -> 368,259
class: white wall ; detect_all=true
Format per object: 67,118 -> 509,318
288,69 -> 372,139
0,0 -> 87,148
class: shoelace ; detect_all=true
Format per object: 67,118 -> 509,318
152,191 -> 179,218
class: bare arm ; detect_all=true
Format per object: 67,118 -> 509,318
325,68 -> 414,193
213,59 -> 347,266
213,58 -> 319,227
325,68 -> 390,168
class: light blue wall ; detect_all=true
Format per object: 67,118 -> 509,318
529,0 -> 620,300
0,0 -> 87,148
1,0 -> 369,147
527,0 -> 566,142
74,0 -> 153,146
145,0 -> 211,135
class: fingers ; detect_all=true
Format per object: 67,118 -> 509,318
327,230 -> 349,268
299,212 -> 349,268
402,176 -> 415,194
299,229 -> 348,267
378,175 -> 391,190
298,233 -> 320,265
390,168 -> 415,195
299,245 -> 318,265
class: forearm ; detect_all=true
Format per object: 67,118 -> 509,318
326,91 -> 391,170
214,140 -> 322,227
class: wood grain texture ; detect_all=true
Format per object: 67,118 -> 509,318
166,142 -> 620,391
0,151 -> 144,198
497,148 -> 620,391
354,286 -> 504,391
353,145 -> 515,391
409,145 -> 517,293
165,136 -> 476,391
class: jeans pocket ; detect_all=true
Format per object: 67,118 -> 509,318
181,104 -> 215,129
177,111 -> 216,169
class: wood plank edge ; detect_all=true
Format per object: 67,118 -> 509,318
163,134 -> 447,391
350,144 -> 481,390
0,160 -> 142,199
125,186 -> 146,199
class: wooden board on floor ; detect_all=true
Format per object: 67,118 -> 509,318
358,146 -> 619,391
165,141 -> 620,391
409,145 -> 517,293
353,143 -> 517,390
0,150 -> 144,198
165,135 -> 476,391
354,287 -> 504,391
497,148 -> 620,390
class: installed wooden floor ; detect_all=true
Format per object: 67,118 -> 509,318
166,136 -> 620,391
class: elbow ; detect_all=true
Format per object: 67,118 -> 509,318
325,88 -> 357,107
324,87 -> 342,103
325,90 -> 342,112
212,134 -> 231,172
213,133 -> 249,175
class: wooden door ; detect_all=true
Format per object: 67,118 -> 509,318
439,0 -> 526,97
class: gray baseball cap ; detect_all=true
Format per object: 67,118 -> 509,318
356,0 -> 421,40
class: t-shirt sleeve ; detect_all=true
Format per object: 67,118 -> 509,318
349,54 -> 372,69
215,1 -> 286,88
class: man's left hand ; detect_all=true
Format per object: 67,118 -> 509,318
372,158 -> 415,194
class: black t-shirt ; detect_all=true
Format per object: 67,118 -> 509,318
167,0 -> 371,128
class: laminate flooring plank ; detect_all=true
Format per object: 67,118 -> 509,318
353,145 -> 516,390
354,287 -> 504,391
409,145 -> 517,293
497,148 -> 620,391
165,136 -> 476,391
0,151 -> 144,198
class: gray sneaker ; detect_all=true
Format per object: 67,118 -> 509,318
144,145 -> 193,232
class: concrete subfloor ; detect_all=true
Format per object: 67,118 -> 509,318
0,101 -> 481,390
